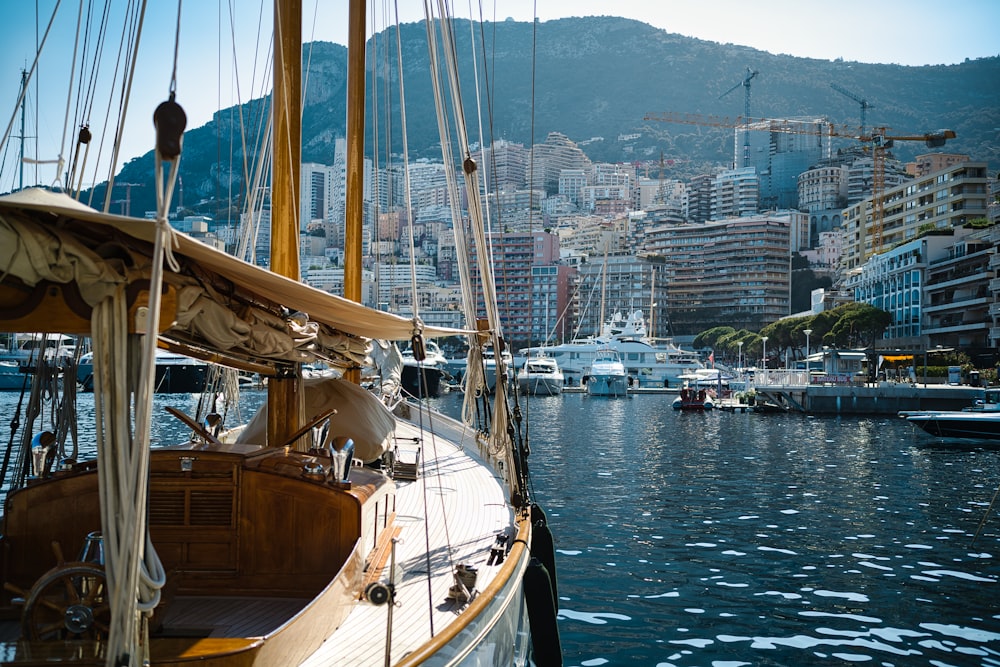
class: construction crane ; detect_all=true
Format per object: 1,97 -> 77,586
642,110 -> 955,255
113,182 -> 144,217
720,67 -> 759,168
831,83 -> 875,138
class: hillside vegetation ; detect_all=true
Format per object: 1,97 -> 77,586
101,16 -> 1000,217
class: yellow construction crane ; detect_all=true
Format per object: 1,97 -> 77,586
642,111 -> 955,255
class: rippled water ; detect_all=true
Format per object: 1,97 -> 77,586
433,392 -> 1000,667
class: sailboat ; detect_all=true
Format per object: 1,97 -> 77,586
0,2 -> 559,666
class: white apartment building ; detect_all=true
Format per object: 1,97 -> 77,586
558,169 -> 588,206
375,262 -> 439,307
711,167 -> 759,219
797,164 -> 848,241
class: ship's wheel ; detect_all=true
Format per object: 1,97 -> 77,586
20,561 -> 110,641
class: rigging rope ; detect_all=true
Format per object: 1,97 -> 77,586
420,2 -> 485,424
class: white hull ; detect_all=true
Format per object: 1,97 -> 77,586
518,374 -> 564,395
517,358 -> 564,395
587,373 -> 627,397
300,401 -> 535,665
587,349 -> 628,397
521,311 -> 702,389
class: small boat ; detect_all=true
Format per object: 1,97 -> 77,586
77,349 -> 208,394
0,360 -> 26,390
672,386 -> 715,411
398,339 -> 450,397
517,355 -> 564,395
901,388 -> 1000,441
586,347 -> 627,397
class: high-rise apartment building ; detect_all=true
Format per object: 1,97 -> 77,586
649,215 -> 793,333
301,162 -> 333,231
736,118 -> 826,211
711,167 -> 759,219
797,164 -> 848,243
480,139 -> 529,193
686,174 -> 714,224
468,231 -> 566,349
529,132 -> 592,195
840,160 -> 989,270
573,255 -> 668,341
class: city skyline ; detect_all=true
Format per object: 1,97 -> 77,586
2,2 -> 997,194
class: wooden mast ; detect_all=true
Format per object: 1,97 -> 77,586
342,0 -> 365,384
268,0 -> 304,448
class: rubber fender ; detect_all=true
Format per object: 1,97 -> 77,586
530,504 -> 558,607
525,557 -> 563,667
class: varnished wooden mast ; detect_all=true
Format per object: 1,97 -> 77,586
269,0 -> 305,448
343,0 -> 365,384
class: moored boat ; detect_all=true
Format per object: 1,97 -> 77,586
520,310 -> 703,388
517,355 -> 564,396
672,386 -> 715,411
586,347 -> 627,397
77,350 -> 208,394
398,339 -> 450,397
901,388 -> 1000,441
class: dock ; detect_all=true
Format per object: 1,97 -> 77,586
752,381 -> 982,415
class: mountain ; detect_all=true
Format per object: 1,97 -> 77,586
100,16 -> 1000,217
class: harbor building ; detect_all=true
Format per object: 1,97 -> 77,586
848,228 -> 973,350
922,231 -> 992,352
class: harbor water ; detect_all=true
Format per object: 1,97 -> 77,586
2,389 -> 998,665
430,392 -> 1000,667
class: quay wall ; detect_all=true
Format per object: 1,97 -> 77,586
757,383 -> 984,415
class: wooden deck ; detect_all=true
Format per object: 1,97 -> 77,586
157,597 -> 308,638
298,409 -> 516,666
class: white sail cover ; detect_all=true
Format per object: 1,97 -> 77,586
0,189 -> 468,368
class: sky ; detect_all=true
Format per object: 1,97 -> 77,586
1,0 -> 997,195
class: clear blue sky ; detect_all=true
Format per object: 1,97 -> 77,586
1,0 -> 997,194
